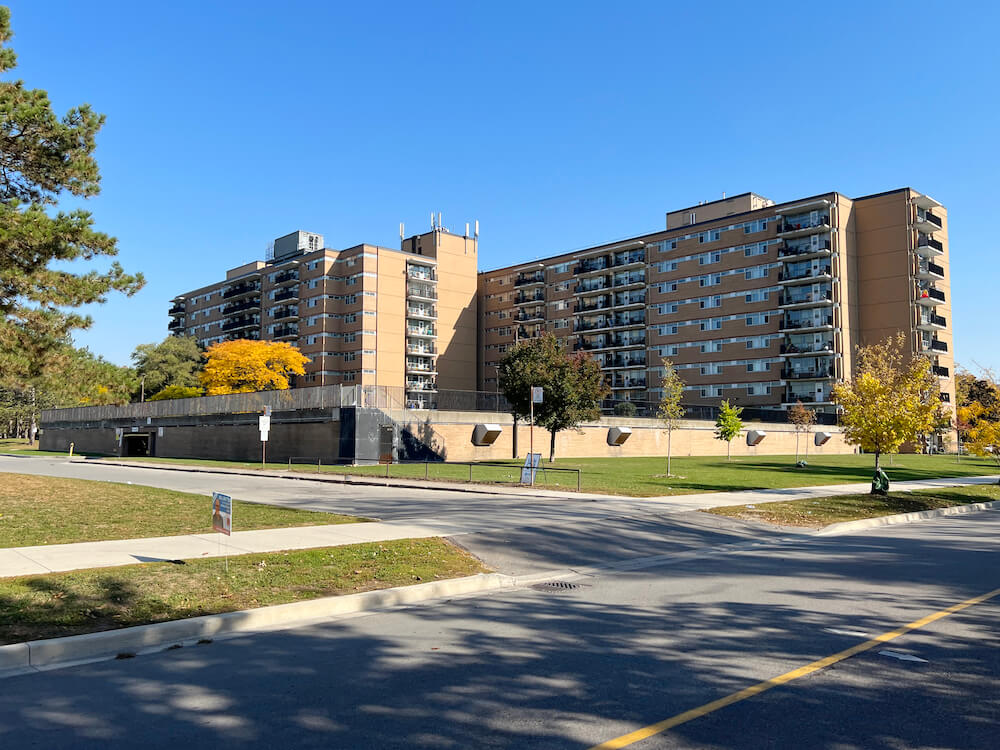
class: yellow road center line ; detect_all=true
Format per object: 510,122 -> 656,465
588,586 -> 1000,750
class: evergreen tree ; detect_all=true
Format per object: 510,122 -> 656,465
0,8 -> 143,386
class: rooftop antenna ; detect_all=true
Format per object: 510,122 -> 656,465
475,220 -> 479,238
399,222 -> 405,241
723,191 -> 726,199
465,221 -> 470,237
437,212 -> 442,230
430,211 -> 434,230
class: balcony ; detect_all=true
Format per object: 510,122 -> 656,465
917,313 -> 947,331
914,210 -> 943,234
776,216 -> 831,238
611,251 -> 646,268
782,392 -> 834,406
407,326 -> 435,338
573,338 -> 608,352
407,306 -> 437,320
575,318 -> 613,333
168,304 -> 185,316
406,342 -> 437,355
272,270 -> 299,286
405,361 -> 437,375
782,365 -> 835,381
612,378 -> 647,389
614,292 -> 646,308
168,319 -> 185,331
778,239 -> 832,261
781,341 -> 835,357
778,266 -> 833,285
407,285 -> 437,301
222,317 -> 258,332
575,296 -> 611,313
516,308 -> 545,323
514,271 -> 545,286
915,261 -> 945,281
933,365 -> 950,378
921,338 -> 948,353
223,282 -> 261,299
406,379 -> 437,392
223,298 -> 261,315
607,355 -> 646,369
916,287 -> 946,306
613,273 -> 645,289
574,258 -> 609,275
272,326 -> 299,340
778,289 -> 833,309
271,307 -> 298,321
514,291 -> 545,305
779,315 -> 834,333
273,288 -> 299,303
915,237 -> 944,258
574,278 -> 611,294
612,335 -> 646,349
614,313 -> 645,328
407,266 -> 437,282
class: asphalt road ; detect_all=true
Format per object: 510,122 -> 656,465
2,509 -> 997,748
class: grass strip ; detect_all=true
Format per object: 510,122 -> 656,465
0,473 -> 369,548
704,484 -> 1000,529
0,537 -> 487,644
85,453 -> 999,497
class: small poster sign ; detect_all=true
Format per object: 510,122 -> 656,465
531,386 -> 544,404
520,452 -> 542,485
212,492 -> 232,536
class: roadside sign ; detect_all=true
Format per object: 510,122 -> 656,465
531,386 -> 544,404
520,452 -> 541,485
258,415 -> 270,432
212,492 -> 232,536
263,405 -> 272,417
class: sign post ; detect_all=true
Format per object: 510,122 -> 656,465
520,452 -> 541,486
259,410 -> 270,467
530,386 -> 543,464
212,491 -> 233,572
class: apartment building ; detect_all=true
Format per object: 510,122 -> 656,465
168,223 -> 479,407
479,189 -> 955,418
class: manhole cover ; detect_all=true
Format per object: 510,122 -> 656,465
531,581 -> 587,591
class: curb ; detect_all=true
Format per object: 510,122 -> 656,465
0,572 -> 518,679
816,498 -> 1000,536
83,459 -> 604,502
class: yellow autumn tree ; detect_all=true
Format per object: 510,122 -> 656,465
960,401 -> 1000,478
200,339 -> 309,395
832,333 -> 941,475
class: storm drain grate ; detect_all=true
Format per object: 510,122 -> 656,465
531,581 -> 587,591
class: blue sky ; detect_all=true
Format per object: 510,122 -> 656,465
5,0 -> 999,372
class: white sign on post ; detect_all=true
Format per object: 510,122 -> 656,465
258,415 -> 270,439
531,386 -> 544,404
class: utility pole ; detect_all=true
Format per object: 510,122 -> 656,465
140,375 -> 145,403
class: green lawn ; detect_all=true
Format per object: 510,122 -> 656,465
705,484 -> 1000,529
0,538 -> 488,644
5,444 -> 997,497
86,452 -> 1000,497
0,473 -> 370,547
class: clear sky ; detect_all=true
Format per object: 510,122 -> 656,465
5,0 -> 999,372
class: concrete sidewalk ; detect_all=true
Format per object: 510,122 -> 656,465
1,474 -> 995,578
0,520 -> 478,577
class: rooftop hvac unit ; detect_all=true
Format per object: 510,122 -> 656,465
815,431 -> 832,446
472,424 -> 502,446
607,426 -> 632,446
746,430 -> 767,447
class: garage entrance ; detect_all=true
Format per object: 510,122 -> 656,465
121,433 -> 151,457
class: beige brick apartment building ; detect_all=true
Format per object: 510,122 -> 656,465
479,188 -> 954,418
169,223 -> 478,408
169,188 -> 954,422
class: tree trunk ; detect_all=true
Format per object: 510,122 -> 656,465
667,426 -> 673,477
727,439 -> 732,461
795,432 -> 799,463
805,429 -> 810,458
549,429 -> 556,463
874,450 -> 881,472
512,415 -> 518,459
